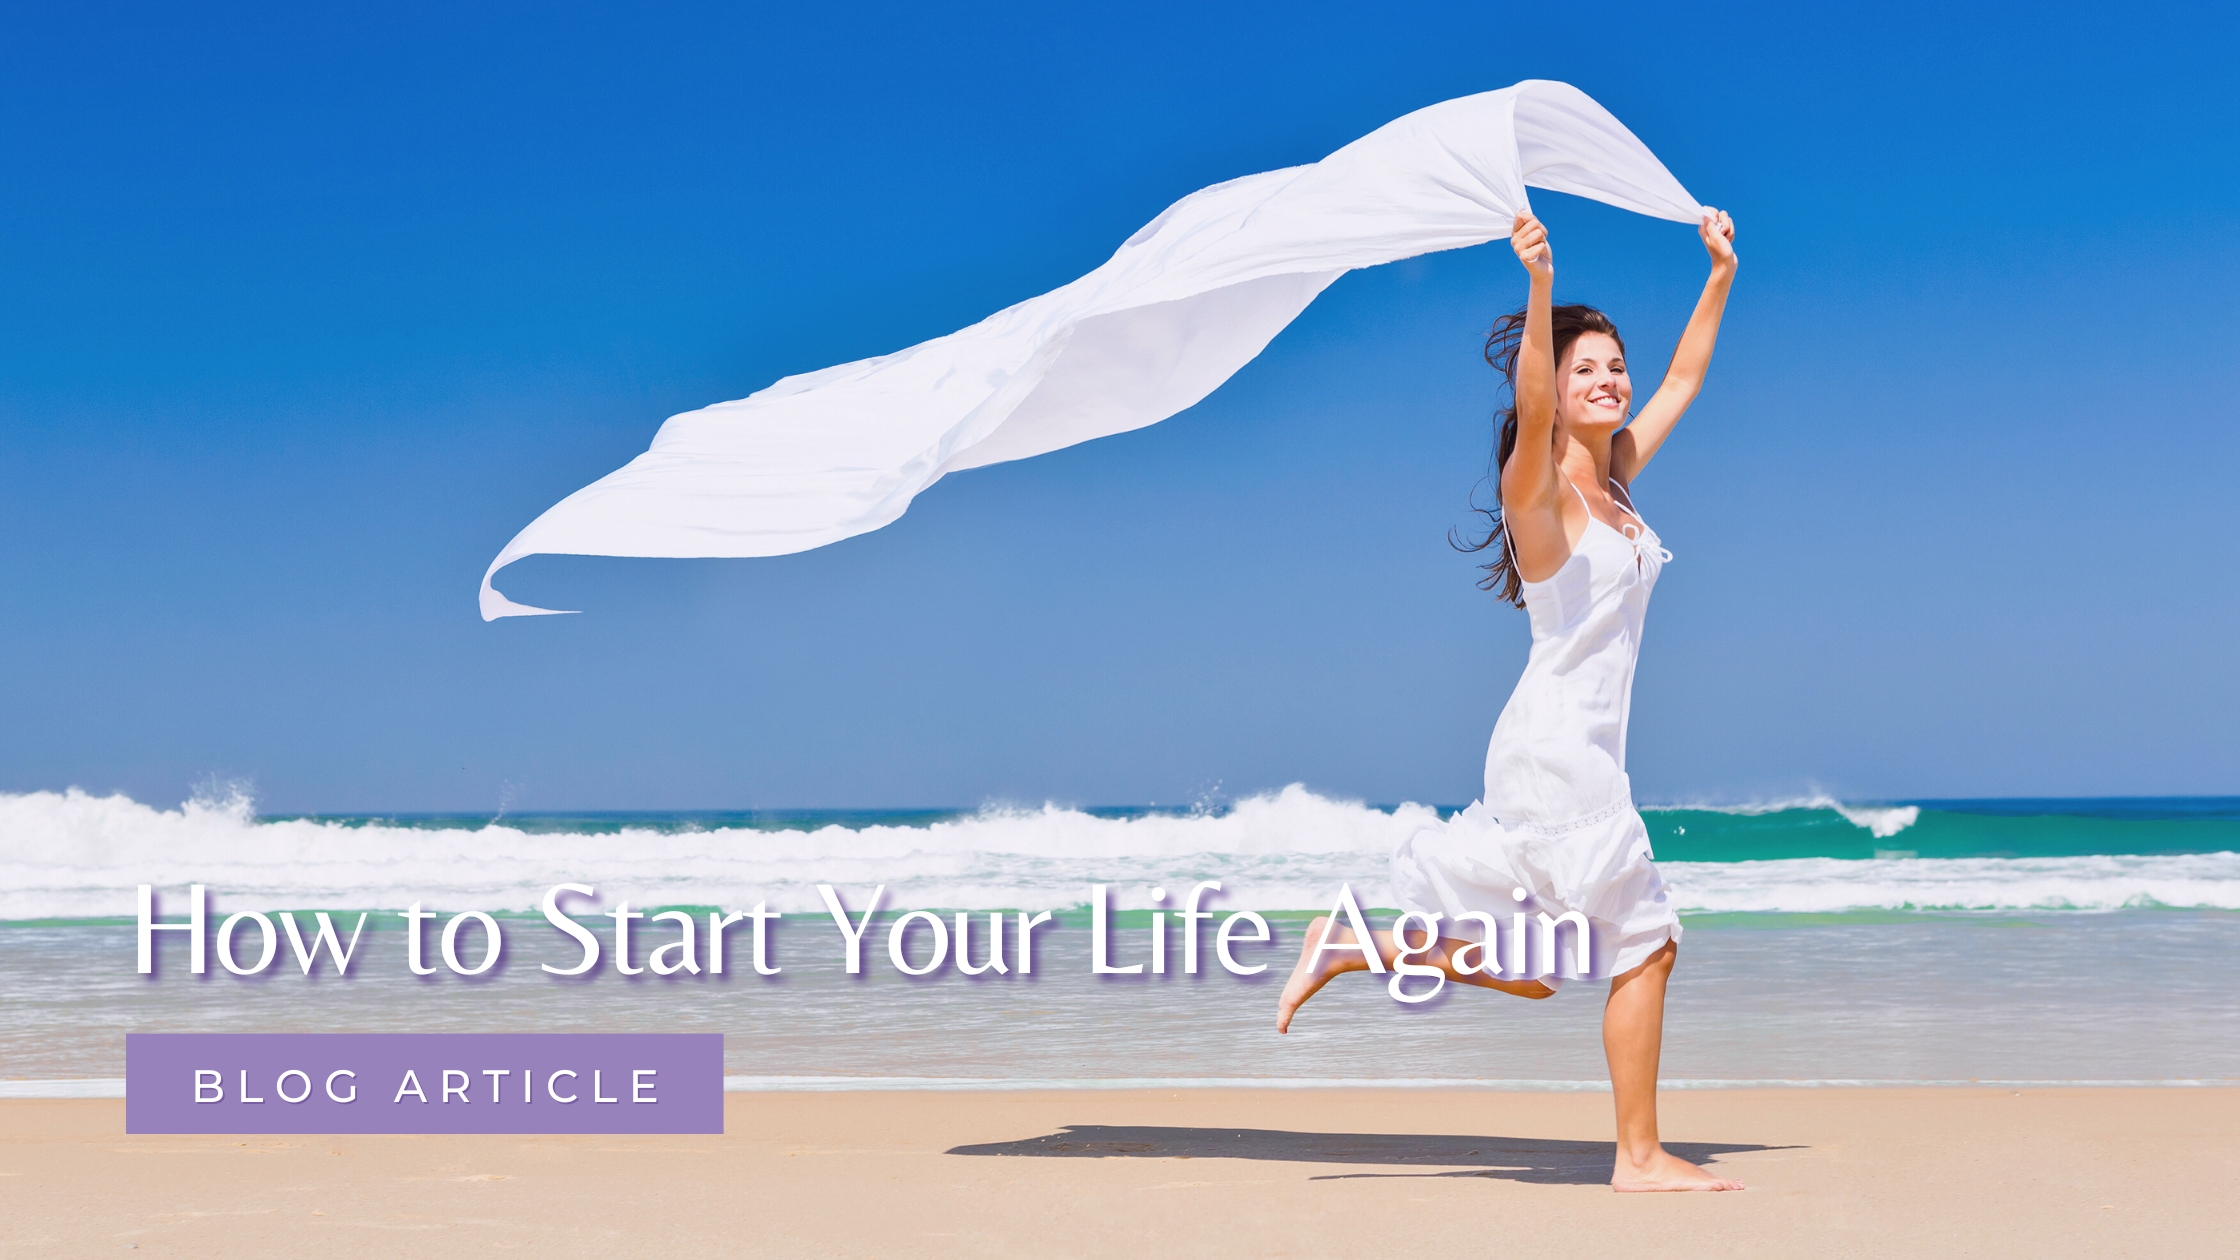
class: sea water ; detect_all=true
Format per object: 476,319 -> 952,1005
2,787 -> 2235,1086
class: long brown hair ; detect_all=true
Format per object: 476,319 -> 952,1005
1451,303 -> 1627,606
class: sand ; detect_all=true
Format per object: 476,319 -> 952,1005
4,1088 -> 2234,1256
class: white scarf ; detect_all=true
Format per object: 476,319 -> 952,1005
481,80 -> 1704,619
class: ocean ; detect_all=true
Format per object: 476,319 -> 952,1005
3,787 -> 2236,1088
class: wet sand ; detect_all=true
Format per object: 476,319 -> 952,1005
4,1087 -> 2233,1256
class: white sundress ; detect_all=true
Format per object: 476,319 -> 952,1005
1389,477 -> 1681,989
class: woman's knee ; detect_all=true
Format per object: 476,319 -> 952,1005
1611,938 -> 1678,985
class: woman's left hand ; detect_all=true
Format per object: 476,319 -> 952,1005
1699,207 -> 1737,271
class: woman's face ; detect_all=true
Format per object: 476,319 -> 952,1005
1557,332 -> 1630,431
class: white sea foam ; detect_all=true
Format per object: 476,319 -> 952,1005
1654,793 -> 1922,838
0,784 -> 1422,920
1835,804 -> 1921,838
1659,852 -> 2240,914
1,786 -> 2233,920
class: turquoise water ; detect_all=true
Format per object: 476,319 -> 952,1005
1647,798 -> 2240,862
259,797 -> 2240,862
5,790 -> 2237,923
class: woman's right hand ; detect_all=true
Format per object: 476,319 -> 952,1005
1510,211 -> 1552,283
1699,207 -> 1737,272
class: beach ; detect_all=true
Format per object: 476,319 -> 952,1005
6,794 -> 2237,1254
6,1087 -> 2234,1256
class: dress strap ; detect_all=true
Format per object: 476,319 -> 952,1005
1567,475 -> 1642,528
1606,477 -> 1645,526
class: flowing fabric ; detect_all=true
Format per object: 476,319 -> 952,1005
480,79 -> 1703,618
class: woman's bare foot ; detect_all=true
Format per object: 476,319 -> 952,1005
1275,916 -> 1356,1033
1610,1146 -> 1745,1192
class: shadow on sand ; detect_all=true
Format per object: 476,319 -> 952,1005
948,1125 -> 1792,1186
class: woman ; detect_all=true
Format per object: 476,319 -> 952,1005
1275,207 -> 1742,1193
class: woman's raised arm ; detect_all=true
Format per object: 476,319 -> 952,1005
1613,209 -> 1737,483
1500,211 -> 1562,521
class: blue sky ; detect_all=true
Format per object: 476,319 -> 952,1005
2,2 -> 2235,812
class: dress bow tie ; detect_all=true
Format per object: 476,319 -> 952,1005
1617,523 -> 1674,568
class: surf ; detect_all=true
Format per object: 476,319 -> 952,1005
4,785 -> 2235,921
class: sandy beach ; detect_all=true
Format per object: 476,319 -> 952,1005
4,1087 -> 2233,1256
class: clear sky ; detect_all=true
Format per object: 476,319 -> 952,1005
2,2 -> 2235,813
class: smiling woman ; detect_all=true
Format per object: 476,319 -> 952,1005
1274,206 -> 1743,1193
1459,301 -> 1631,605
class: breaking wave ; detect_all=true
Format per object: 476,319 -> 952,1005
1,785 -> 2234,920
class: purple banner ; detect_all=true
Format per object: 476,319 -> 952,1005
125,1033 -> 723,1134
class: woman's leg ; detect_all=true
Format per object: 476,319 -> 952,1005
1276,916 -> 1552,1033
1604,938 -> 1743,1191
